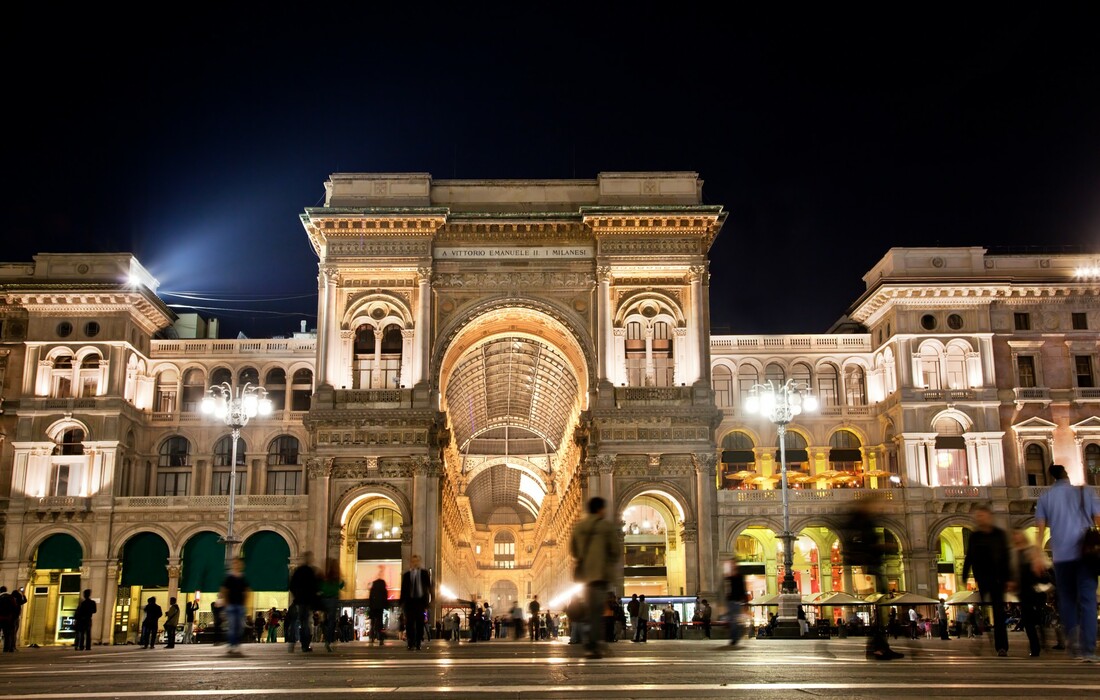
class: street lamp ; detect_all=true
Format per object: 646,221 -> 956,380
744,379 -> 817,638
201,382 -> 272,564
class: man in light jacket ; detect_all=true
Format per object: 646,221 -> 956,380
570,496 -> 621,659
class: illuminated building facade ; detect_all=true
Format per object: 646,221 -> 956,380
0,174 -> 1096,644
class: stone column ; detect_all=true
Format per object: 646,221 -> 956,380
101,560 -> 120,645
316,265 -> 340,389
306,458 -> 333,558
167,557 -> 181,602
612,328 -> 627,387
688,265 -> 708,385
412,457 -> 442,597
414,267 -> 432,387
597,266 -> 614,383
24,345 -> 41,395
978,335 -> 996,388
681,525 -> 698,597
896,338 -> 912,388
337,329 -> 354,390
693,453 -> 719,600
643,325 -> 655,386
400,329 -> 416,388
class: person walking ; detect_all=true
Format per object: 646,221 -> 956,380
724,558 -> 747,646
841,494 -> 902,660
320,558 -> 344,652
266,607 -> 280,643
164,597 -> 180,649
182,599 -> 198,644
368,570 -> 388,646
73,589 -> 96,651
399,554 -> 432,651
570,496 -> 620,659
636,594 -> 650,642
140,597 -> 162,648
220,557 -> 250,655
1012,528 -> 1045,657
1034,463 -> 1100,662
528,596 -> 542,641
288,551 -> 320,653
961,503 -> 1012,656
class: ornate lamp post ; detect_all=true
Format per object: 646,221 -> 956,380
744,379 -> 817,638
201,382 -> 272,565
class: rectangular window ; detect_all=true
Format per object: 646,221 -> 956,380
1016,356 -> 1036,388
1076,355 -> 1095,388
1014,313 -> 1031,331
212,472 -> 246,496
156,390 -> 177,413
156,471 -> 190,496
266,470 -> 301,495
1073,312 -> 1088,330
817,376 -> 839,406
50,464 -> 71,496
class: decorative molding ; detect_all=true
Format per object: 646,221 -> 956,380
432,271 -> 595,289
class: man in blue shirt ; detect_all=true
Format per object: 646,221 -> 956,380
1035,463 -> 1100,662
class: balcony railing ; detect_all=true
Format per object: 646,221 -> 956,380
1075,387 -> 1100,402
114,495 -> 307,509
1013,387 -> 1051,408
726,488 -> 896,504
711,334 -> 872,352
36,496 -> 90,512
934,486 -> 989,500
336,389 -> 405,406
615,386 -> 696,405
148,410 -> 307,424
152,338 -> 316,357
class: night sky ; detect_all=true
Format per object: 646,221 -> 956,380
6,6 -> 1099,339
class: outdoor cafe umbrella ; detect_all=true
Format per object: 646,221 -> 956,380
871,592 -> 941,606
749,592 -> 782,605
812,591 -> 873,606
946,589 -> 1019,605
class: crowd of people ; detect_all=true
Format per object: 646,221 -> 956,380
1,462 -> 1096,661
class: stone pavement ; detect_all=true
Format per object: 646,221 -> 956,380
0,635 -> 1097,699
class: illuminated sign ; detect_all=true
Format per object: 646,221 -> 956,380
434,246 -> 594,260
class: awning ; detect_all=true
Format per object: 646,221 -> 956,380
773,449 -> 809,463
935,436 -> 966,449
121,532 -> 169,587
35,534 -> 83,570
722,450 -> 755,463
180,531 -> 227,592
829,449 -> 862,462
242,531 -> 290,591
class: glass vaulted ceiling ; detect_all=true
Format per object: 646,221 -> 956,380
446,337 -> 579,456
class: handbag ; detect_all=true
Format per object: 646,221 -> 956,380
1079,487 -> 1100,575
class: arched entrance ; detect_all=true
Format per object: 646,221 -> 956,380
116,532 -> 169,644
179,531 -> 226,635
436,304 -> 591,607
933,525 -> 972,599
490,580 -> 519,610
622,493 -> 686,597
240,531 -> 290,614
348,500 -> 404,600
26,533 -> 83,646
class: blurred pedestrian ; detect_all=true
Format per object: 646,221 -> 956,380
1034,464 -> 1100,662
570,496 -> 620,659
961,503 -> 1011,656
183,599 -> 198,644
724,558 -> 747,646
164,597 -> 180,649
288,551 -> 320,653
1012,529 -> 1045,657
368,568 -> 389,646
220,557 -> 250,655
841,493 -> 902,660
140,596 -> 162,648
320,558 -> 344,652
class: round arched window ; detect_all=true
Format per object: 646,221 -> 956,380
57,321 -> 73,338
920,314 -> 937,331
84,321 -> 100,337
947,314 -> 964,330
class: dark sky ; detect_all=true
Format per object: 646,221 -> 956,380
6,5 -> 1099,338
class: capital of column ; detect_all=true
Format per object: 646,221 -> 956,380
680,524 -> 698,543
596,266 -> 613,283
339,329 -> 355,340
693,452 -> 718,476
596,454 -> 616,475
687,264 -> 708,283
401,328 -> 416,339
320,265 -> 341,284
417,267 -> 433,284
612,327 -> 627,337
306,457 -> 335,479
